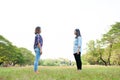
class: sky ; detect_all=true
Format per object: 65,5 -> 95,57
0,0 -> 120,61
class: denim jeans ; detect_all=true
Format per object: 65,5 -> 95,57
34,47 -> 40,72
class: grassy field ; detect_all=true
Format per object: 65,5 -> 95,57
0,65 -> 120,80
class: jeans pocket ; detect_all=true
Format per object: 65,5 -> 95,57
34,48 -> 40,53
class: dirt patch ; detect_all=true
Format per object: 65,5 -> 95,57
0,77 -> 4,80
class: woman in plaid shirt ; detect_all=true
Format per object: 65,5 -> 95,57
34,26 -> 43,74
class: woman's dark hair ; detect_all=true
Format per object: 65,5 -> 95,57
35,26 -> 41,34
75,29 -> 81,38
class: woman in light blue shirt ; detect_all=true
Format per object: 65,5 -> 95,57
73,29 -> 82,70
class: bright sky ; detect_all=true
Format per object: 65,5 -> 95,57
0,0 -> 120,61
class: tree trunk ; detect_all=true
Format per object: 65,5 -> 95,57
99,52 -> 107,66
13,62 -> 17,66
100,57 -> 107,66
108,44 -> 113,65
0,62 -> 3,65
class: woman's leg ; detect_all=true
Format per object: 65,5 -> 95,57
79,52 -> 82,70
74,53 -> 79,70
34,48 -> 40,72
74,53 -> 82,70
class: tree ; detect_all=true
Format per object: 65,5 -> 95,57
82,22 -> 120,66
85,40 -> 100,65
96,40 -> 107,66
102,22 -> 120,65
19,48 -> 34,65
0,35 -> 34,66
10,46 -> 25,66
0,35 -> 14,66
39,58 -> 74,66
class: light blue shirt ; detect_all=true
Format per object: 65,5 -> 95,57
73,36 -> 82,54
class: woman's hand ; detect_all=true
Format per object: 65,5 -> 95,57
38,43 -> 42,55
77,48 -> 80,55
40,49 -> 42,55
77,50 -> 80,55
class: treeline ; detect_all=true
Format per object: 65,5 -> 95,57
0,22 -> 120,67
0,35 -> 74,67
82,22 -> 120,66
0,35 -> 34,67
39,58 -> 75,66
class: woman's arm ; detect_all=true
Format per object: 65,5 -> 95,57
37,35 -> 42,55
77,37 -> 82,54
38,43 -> 42,55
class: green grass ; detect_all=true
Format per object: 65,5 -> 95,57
0,65 -> 120,80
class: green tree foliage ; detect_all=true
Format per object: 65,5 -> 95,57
39,58 -> 74,66
83,22 -> 120,66
0,35 -> 16,66
0,35 -> 34,66
102,22 -> 120,65
19,48 -> 34,65
84,40 -> 100,65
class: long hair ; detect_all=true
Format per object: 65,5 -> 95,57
75,29 -> 81,38
35,26 -> 41,34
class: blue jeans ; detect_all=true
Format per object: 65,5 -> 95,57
34,47 -> 40,72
